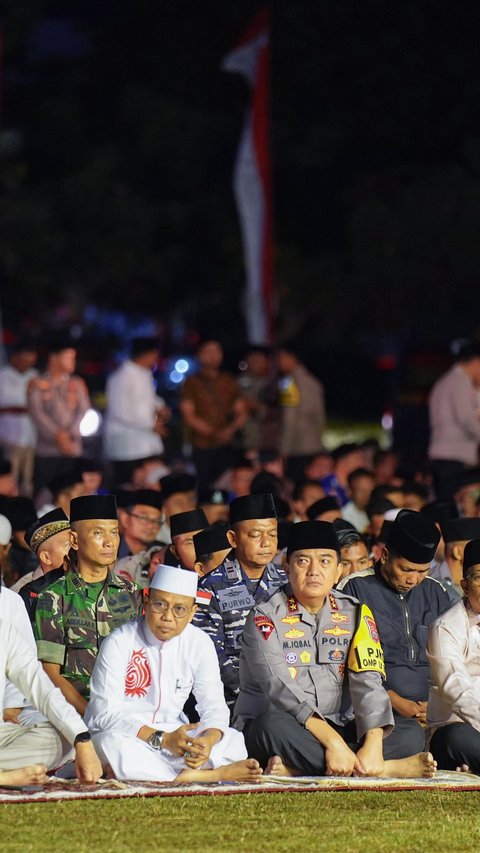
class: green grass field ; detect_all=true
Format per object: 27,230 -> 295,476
1,791 -> 479,853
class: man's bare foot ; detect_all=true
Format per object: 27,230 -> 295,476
175,758 -> 264,785
265,755 -> 301,777
456,764 -> 471,773
0,765 -> 48,787
384,752 -> 437,779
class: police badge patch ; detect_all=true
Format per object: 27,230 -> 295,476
254,615 -> 275,640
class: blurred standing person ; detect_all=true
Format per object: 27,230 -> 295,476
237,346 -> 279,453
429,342 -> 480,500
0,341 -> 38,497
28,340 -> 90,498
104,337 -> 170,488
277,343 -> 326,483
180,340 -> 247,488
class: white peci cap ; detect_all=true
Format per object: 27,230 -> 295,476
150,564 -> 198,598
0,514 -> 12,546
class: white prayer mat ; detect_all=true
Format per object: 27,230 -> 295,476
0,771 -> 479,804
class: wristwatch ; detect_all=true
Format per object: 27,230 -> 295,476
147,730 -> 165,750
74,731 -> 92,746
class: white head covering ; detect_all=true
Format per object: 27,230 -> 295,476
150,564 -> 198,598
0,514 -> 12,546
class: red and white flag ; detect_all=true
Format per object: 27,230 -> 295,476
222,7 -> 273,345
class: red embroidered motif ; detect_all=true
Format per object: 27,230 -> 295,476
125,648 -> 152,697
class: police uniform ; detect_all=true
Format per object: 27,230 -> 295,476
193,553 -> 286,709
233,582 -> 409,773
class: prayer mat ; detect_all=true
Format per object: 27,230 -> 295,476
0,771 -> 479,804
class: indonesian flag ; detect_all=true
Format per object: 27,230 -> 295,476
222,7 -> 273,345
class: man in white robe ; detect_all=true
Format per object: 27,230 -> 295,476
0,617 -> 102,787
86,565 -> 263,784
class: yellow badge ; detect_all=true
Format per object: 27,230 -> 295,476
299,651 -> 311,664
281,616 -> 301,625
331,612 -> 349,623
347,603 -> 385,679
284,628 -> 305,639
324,626 -> 350,636
288,666 -> 298,680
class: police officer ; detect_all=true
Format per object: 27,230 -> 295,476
193,493 -> 286,710
35,494 -> 142,716
234,521 -> 437,779
339,509 -> 452,754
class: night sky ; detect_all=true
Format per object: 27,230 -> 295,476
2,1 -> 480,359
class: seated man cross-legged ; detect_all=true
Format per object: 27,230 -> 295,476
86,564 -> 262,784
427,538 -> 480,773
234,521 -> 436,779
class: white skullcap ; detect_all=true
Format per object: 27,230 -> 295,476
384,507 -> 403,521
150,564 -> 198,598
0,514 -> 12,546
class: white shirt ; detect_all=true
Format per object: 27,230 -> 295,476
0,586 -> 37,710
104,361 -> 165,461
0,620 -> 86,744
428,364 -> 480,466
0,365 -> 37,446
427,598 -> 480,733
86,618 -> 230,737
341,502 -> 369,533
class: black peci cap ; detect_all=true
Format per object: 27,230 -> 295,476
193,524 -> 231,560
25,508 -> 70,553
170,509 -> 207,538
463,539 -> 480,576
306,496 -> 340,520
286,520 -> 340,557
70,494 -> 118,522
440,518 -> 480,544
387,509 -> 440,564
230,493 -> 277,523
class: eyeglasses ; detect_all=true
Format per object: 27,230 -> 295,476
465,573 -> 480,586
148,599 -> 191,618
128,511 -> 162,526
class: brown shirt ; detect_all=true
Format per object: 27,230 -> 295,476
181,371 -> 242,448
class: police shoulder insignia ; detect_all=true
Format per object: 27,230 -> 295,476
328,593 -> 338,611
347,603 -> 385,679
254,614 -> 275,640
287,595 -> 300,614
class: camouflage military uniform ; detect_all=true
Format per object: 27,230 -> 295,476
193,553 -> 287,709
34,563 -> 143,699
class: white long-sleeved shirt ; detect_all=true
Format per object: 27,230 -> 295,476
86,618 -> 230,737
427,598 -> 480,734
0,586 -> 37,710
104,360 -> 165,461
0,619 -> 86,744
428,364 -> 480,466
0,365 -> 37,447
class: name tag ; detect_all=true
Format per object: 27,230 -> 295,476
217,585 -> 255,612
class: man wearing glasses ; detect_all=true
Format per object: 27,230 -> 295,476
86,564 -> 262,784
35,495 -> 143,716
117,489 -> 164,558
427,538 -> 480,773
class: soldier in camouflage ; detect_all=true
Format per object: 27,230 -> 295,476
193,493 -> 286,711
35,494 -> 142,717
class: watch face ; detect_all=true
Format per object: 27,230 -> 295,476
149,731 -> 163,749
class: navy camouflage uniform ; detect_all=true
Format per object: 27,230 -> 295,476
193,552 -> 287,709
